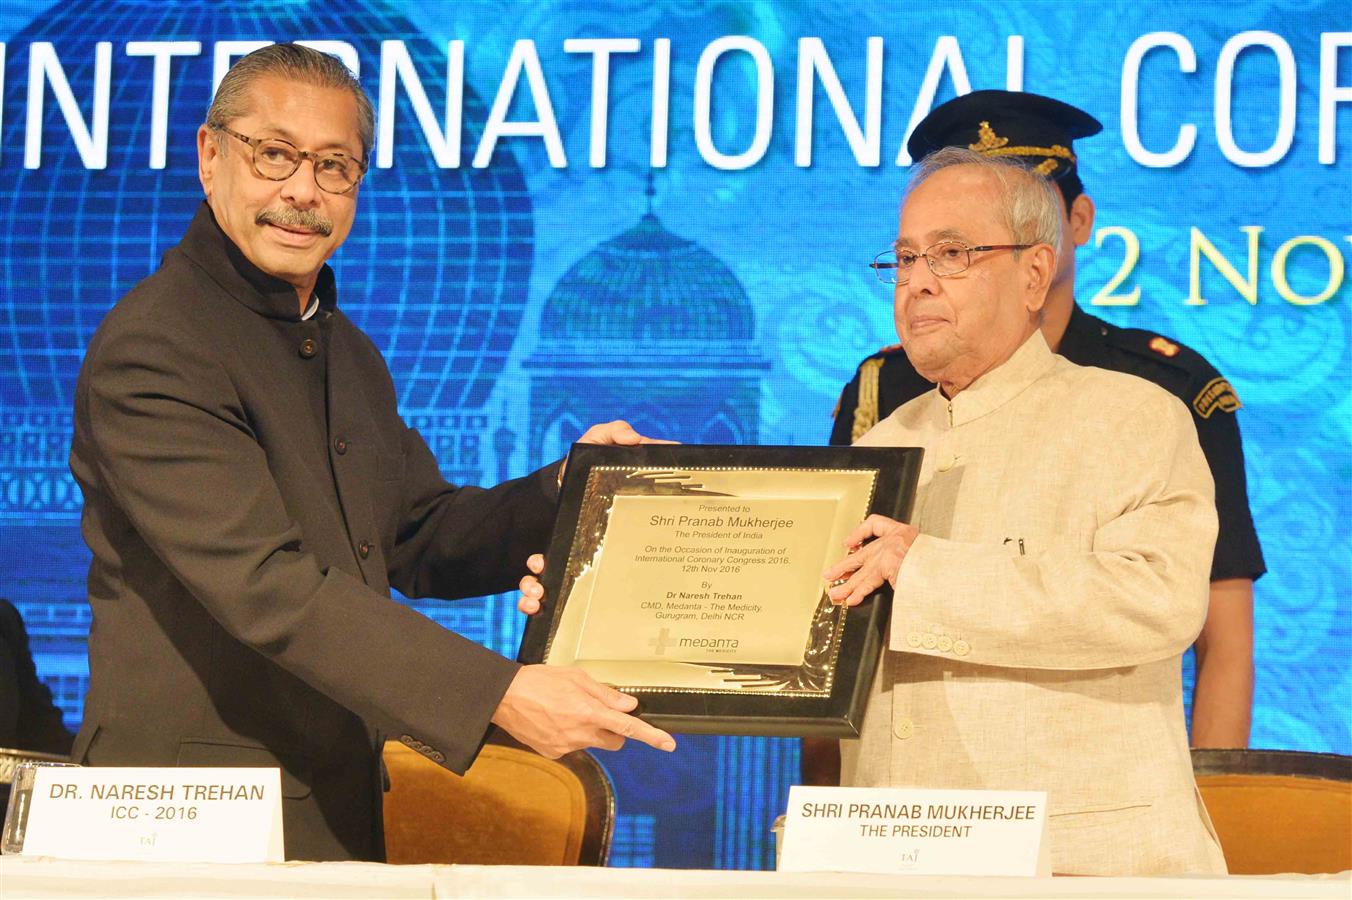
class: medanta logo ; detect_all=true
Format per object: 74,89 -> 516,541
646,628 -> 739,654
678,636 -> 739,651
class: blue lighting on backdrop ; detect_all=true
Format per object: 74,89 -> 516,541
1,0 -> 1348,870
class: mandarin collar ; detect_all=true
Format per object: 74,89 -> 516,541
177,201 -> 338,321
940,330 -> 1058,429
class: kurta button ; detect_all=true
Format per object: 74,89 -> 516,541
894,717 -> 915,740
299,338 -> 318,358
334,437 -> 348,455
937,454 -> 957,472
358,540 -> 371,559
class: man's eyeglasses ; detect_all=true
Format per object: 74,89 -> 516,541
870,241 -> 1034,285
210,125 -> 367,195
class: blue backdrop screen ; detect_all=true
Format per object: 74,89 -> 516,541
1,0 -> 1348,869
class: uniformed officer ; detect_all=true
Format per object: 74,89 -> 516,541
820,91 -> 1263,773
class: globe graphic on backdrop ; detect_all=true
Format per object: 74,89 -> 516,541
0,0 -> 532,503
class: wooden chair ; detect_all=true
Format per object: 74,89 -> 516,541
382,733 -> 614,866
1192,748 -> 1351,875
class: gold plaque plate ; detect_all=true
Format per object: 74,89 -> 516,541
520,444 -> 922,737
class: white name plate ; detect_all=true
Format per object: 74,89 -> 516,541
779,785 -> 1049,876
20,767 -> 283,863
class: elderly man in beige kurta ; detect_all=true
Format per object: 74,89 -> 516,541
824,148 -> 1226,875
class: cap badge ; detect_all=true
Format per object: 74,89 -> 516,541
969,121 -> 1010,153
968,120 -> 1075,176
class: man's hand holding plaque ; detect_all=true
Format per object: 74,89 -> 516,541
491,664 -> 677,757
822,515 -> 921,608
518,553 -> 549,616
556,419 -> 678,487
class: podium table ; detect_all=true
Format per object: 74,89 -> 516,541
2,857 -> 1347,898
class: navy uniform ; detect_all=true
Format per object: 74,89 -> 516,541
831,305 -> 1265,581
832,88 -> 1264,582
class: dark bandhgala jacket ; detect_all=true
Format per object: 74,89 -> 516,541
69,203 -> 559,861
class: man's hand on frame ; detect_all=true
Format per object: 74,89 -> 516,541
821,514 -> 919,607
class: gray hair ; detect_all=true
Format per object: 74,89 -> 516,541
906,146 -> 1063,250
206,43 -> 374,160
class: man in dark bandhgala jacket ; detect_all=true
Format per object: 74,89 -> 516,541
69,43 -> 674,862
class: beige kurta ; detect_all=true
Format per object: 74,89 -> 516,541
843,331 -> 1227,875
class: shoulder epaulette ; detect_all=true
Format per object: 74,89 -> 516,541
1101,324 -> 1241,418
852,357 -> 884,441
848,343 -> 907,440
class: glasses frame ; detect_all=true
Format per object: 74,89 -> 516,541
870,241 -> 1034,284
210,124 -> 367,195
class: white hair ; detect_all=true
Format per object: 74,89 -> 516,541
906,146 -> 1063,250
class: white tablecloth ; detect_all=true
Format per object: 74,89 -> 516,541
2,857 -> 1347,898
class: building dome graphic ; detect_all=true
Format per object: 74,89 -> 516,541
539,213 -> 755,345
525,200 -> 767,462
0,0 -> 531,517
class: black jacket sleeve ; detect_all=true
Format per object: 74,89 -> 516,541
0,599 -> 74,755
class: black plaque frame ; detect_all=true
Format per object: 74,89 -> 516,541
518,444 -> 923,738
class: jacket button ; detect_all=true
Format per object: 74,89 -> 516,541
334,437 -> 348,455
894,717 -> 915,740
299,338 -> 318,358
358,540 -> 371,559
921,633 -> 937,650
953,639 -> 971,657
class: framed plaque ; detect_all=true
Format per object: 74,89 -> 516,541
519,444 -> 923,737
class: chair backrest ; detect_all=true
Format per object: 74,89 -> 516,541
382,733 -> 614,866
1192,748 -> 1351,875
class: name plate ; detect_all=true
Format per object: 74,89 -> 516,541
779,785 -> 1049,876
17,767 -> 283,863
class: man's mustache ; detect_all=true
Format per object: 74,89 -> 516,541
255,207 -> 333,236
